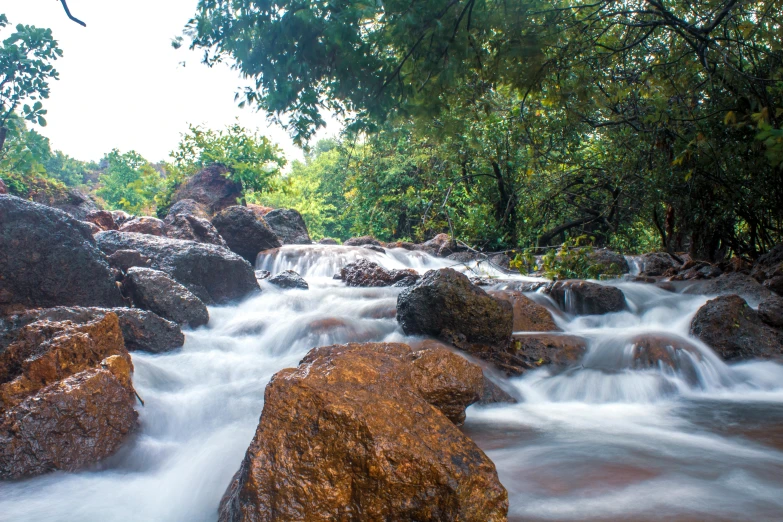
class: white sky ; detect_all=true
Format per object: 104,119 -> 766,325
1,0 -> 337,163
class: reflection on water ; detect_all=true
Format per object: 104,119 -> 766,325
1,245 -> 781,521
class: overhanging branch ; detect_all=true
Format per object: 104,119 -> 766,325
60,0 -> 87,27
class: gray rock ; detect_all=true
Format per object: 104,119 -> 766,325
164,213 -> 227,247
211,206 -> 282,263
124,267 -> 209,328
171,165 -> 243,216
0,195 -> 124,310
548,280 -> 628,315
683,272 -> 771,307
268,270 -> 309,290
758,295 -> 783,328
639,252 -> 680,276
263,208 -> 312,245
95,231 -> 259,305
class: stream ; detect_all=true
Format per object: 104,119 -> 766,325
1,245 -> 782,521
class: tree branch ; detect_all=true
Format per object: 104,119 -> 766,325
60,0 -> 87,27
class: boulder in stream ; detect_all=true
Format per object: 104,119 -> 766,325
340,258 -> 420,287
690,294 -> 783,361
262,208 -> 312,245
512,333 -> 587,369
123,267 -> 209,328
490,290 -> 561,332
171,165 -> 242,215
95,231 -> 259,305
217,342 -> 507,522
548,280 -> 628,315
268,270 -> 309,290
639,252 -> 681,276
758,294 -> 783,328
211,205 -> 282,263
683,272 -> 771,306
343,235 -> 381,247
0,195 -> 124,310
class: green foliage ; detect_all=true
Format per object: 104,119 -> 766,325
95,150 -> 163,214
170,123 -> 286,193
44,151 -> 97,187
0,15 -> 62,134
510,238 -> 624,281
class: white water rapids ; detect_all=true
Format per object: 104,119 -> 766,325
1,245 -> 782,521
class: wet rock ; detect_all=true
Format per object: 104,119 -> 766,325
671,261 -> 722,281
164,213 -> 227,247
639,252 -> 681,276
490,291 -> 561,332
1,306 -> 184,354
447,251 -> 481,264
0,355 -> 137,480
110,210 -> 133,227
690,295 -> 783,361
758,295 -> 783,328
340,258 -> 420,287
479,377 -> 518,405
268,270 -> 309,290
0,195 -> 124,309
211,206 -> 282,263
123,267 -> 209,328
107,249 -> 152,273
343,235 -> 382,247
0,314 -> 129,410
118,216 -> 167,236
512,334 -> 587,368
217,342 -> 507,522
317,237 -> 338,245
95,231 -> 259,305
627,334 -> 704,383
489,253 -> 512,270
397,269 -> 525,374
384,240 -> 417,250
765,276 -> 783,296
262,208 -> 312,245
255,270 -> 271,280
81,220 -> 102,235
752,244 -> 783,282
85,210 -> 118,231
422,233 -> 457,257
246,204 -> 273,218
165,198 -> 209,220
683,272 -> 771,306
32,188 -> 100,220
364,244 -> 386,254
548,280 -> 628,315
171,165 -> 242,215
589,248 -> 630,274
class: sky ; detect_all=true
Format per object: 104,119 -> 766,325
1,0 -> 337,163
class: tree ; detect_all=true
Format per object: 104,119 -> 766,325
0,15 -> 62,153
96,150 -> 163,214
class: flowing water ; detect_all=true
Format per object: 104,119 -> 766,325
1,246 -> 782,521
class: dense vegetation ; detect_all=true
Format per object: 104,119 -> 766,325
2,1 -> 782,259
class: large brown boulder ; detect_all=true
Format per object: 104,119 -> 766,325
123,267 -> 209,328
95,231 -> 259,305
32,188 -> 100,220
0,195 -> 124,310
85,210 -> 118,231
0,306 -> 184,355
639,252 -> 681,276
397,269 -> 526,374
490,291 -> 561,332
548,280 -> 627,315
164,213 -> 226,247
683,272 -> 771,306
0,314 -> 137,479
218,342 -> 507,522
262,208 -> 312,245
690,295 -> 783,361
166,199 -> 209,220
172,165 -> 243,215
211,206 -> 282,263
512,333 -> 587,369
340,258 -> 420,287
118,216 -> 167,236
422,233 -> 457,257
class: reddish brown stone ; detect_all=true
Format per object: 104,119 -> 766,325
218,342 -> 507,522
119,216 -> 167,236
512,333 -> 587,368
340,258 -> 419,287
85,210 -> 118,231
490,290 -> 561,332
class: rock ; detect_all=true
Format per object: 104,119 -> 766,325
246,204 -> 273,218
81,220 -> 102,235
490,291 -> 561,332
217,342 -> 507,522
0,313 -> 129,410
255,270 -> 271,280
0,195 -> 124,309
671,261 -> 723,281
123,267 -> 209,328
268,270 -> 309,290
165,198 -> 209,220
0,179 -> 6,195
548,280 -> 628,315
397,269 -> 526,374
690,295 -> 783,361
1,307 -> 184,354
32,188 -> 100,220
683,272 -> 771,306
512,334 -> 587,369
211,206 -> 282,263
626,334 -> 704,382
343,235 -> 382,247
479,377 -> 518,405
385,241 -> 417,250
589,248 -> 630,274
489,253 -> 512,270
422,233 -> 457,257
317,237 -> 338,245
639,252 -> 681,276
758,295 -> 783,328
85,210 -> 117,231
164,213 -> 227,247
110,210 -> 133,227
107,249 -> 152,273
262,208 -> 312,245
95,231 -> 259,305
447,251 -> 481,264
171,165 -> 243,215
0,355 -> 137,479
765,276 -> 783,296
752,244 -> 783,282
364,244 -> 386,254
118,216 -> 167,236
340,258 -> 420,287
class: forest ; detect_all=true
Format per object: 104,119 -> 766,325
2,0 -> 782,261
